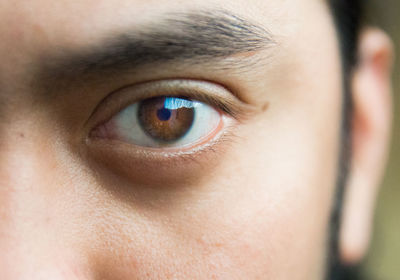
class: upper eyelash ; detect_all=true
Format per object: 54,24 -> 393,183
86,79 -> 255,132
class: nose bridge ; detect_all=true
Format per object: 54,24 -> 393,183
0,131 -> 43,229
0,132 -> 73,279
0,129 -> 49,218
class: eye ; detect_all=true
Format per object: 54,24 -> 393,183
91,96 -> 222,149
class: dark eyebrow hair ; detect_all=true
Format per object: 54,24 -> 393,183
35,10 -> 275,93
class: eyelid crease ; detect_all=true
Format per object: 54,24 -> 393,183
86,79 -> 257,132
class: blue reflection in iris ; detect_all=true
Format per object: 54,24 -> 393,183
164,97 -> 198,110
157,97 -> 199,121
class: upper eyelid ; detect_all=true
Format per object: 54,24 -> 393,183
85,79 -> 255,132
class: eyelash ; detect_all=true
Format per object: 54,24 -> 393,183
81,79 -> 257,186
87,79 -> 248,129
88,123 -> 239,163
85,79 -> 252,165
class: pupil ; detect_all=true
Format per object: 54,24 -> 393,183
138,97 -> 195,142
157,107 -> 172,121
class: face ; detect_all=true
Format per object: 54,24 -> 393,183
0,0 -> 392,279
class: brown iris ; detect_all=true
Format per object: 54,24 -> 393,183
138,97 -> 195,142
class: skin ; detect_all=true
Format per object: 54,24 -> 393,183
0,0 -> 393,279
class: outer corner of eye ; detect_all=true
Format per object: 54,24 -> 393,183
89,96 -> 225,150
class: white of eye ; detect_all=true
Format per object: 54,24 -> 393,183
108,97 -> 222,149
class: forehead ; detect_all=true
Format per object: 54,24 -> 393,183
0,0 -> 328,51
0,0 -> 338,113
0,0 -> 338,105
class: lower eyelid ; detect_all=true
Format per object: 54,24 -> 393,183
85,123 -> 238,186
90,114 -> 231,153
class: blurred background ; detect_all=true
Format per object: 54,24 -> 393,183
362,1 -> 400,279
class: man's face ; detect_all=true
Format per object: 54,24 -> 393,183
0,0 -> 345,279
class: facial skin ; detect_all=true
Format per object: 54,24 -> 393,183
0,0 -> 393,279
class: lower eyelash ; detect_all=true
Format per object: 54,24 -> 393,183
150,129 -> 240,164
84,117 -> 241,188
86,120 -> 240,166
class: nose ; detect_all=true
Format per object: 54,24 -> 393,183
0,132 -> 88,279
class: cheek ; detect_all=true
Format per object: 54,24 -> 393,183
190,3 -> 344,278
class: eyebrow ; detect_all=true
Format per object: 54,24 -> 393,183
35,10 -> 275,93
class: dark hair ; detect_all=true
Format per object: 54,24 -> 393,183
330,0 -> 364,71
327,1 -> 365,279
